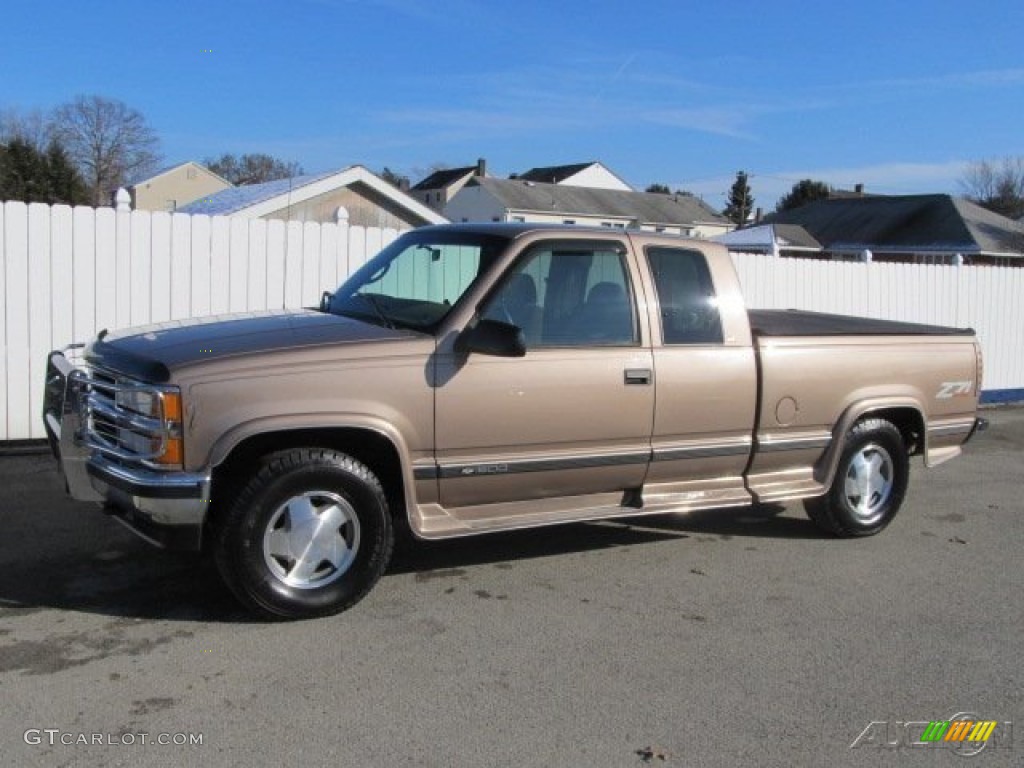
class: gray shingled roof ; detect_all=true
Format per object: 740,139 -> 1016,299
516,162 -> 596,183
177,170 -> 336,215
411,166 -> 476,191
715,223 -> 821,251
472,177 -> 728,226
773,224 -> 823,249
764,194 -> 1024,256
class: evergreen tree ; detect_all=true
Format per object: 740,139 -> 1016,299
0,137 -> 89,204
776,179 -> 831,212
0,137 -> 47,201
44,141 -> 89,204
645,183 -> 671,194
722,171 -> 754,225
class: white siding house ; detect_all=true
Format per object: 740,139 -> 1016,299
445,178 -> 733,238
516,161 -> 633,191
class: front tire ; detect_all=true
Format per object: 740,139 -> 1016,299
805,418 -> 909,537
214,448 -> 393,620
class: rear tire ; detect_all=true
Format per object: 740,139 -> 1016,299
804,418 -> 909,537
214,448 -> 393,620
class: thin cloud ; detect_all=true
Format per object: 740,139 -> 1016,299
640,107 -> 760,140
775,160 -> 969,192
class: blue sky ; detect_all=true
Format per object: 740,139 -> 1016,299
2,0 -> 1022,210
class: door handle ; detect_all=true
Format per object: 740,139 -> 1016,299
624,368 -> 652,385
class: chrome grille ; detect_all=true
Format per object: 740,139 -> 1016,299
79,367 -> 173,463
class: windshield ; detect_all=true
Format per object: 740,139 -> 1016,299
326,230 -> 510,332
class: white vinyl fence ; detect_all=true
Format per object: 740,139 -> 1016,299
730,251 -> 1023,397
1,200 -> 1021,440
1,201 -> 399,441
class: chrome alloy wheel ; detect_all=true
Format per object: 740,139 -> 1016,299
842,443 -> 894,525
262,491 -> 361,589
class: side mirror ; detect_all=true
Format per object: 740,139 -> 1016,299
455,319 -> 526,358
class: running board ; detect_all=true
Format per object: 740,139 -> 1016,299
410,487 -> 755,540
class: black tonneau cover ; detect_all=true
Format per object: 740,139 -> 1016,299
748,309 -> 974,337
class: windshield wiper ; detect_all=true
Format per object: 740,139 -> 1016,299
359,293 -> 395,329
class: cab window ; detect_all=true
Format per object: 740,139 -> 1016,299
482,242 -> 637,347
646,247 -> 724,344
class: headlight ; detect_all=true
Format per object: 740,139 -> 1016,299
115,386 -> 184,467
116,388 -> 158,417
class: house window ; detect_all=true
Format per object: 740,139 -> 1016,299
511,215 -> 526,223
435,192 -> 442,203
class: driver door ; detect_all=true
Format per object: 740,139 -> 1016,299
434,239 -> 655,511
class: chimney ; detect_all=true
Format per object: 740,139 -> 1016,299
855,183 -> 864,195
398,178 -> 410,192
476,157 -> 487,177
754,207 -> 763,223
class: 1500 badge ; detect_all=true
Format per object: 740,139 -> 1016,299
461,464 -> 509,476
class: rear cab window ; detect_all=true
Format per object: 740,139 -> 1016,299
645,246 -> 724,344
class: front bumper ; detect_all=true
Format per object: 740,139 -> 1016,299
43,349 -> 210,551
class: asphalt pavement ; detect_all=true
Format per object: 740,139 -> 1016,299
1,407 -> 1021,767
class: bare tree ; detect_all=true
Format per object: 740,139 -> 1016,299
0,107 -> 53,149
959,157 -> 1024,220
205,153 -> 303,186
51,95 -> 160,205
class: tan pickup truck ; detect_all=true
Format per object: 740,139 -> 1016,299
43,223 -> 986,619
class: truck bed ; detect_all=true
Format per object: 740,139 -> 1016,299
748,309 -> 974,337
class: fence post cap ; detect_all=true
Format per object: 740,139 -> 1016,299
114,187 -> 132,211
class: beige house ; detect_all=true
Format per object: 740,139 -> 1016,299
178,165 -> 446,229
127,161 -> 233,212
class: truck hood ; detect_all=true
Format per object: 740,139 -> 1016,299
84,309 -> 418,382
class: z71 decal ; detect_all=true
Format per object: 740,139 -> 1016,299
936,381 -> 973,399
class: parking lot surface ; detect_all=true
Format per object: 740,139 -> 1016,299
1,407 -> 1021,767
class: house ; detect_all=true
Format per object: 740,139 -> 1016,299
178,165 -> 446,228
411,158 -> 488,212
762,194 -> 1024,265
713,223 -> 822,257
514,161 -> 633,191
126,161 -> 233,212
444,177 -> 733,238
